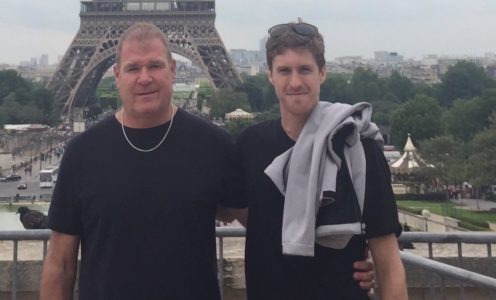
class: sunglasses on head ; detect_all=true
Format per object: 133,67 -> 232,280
268,22 -> 319,39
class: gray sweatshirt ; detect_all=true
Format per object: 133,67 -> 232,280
264,101 -> 383,256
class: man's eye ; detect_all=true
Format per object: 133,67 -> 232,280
150,63 -> 163,69
126,67 -> 138,72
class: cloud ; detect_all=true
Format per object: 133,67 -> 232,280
0,25 -> 74,64
1,0 -> 495,64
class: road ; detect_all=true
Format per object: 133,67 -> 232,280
0,156 -> 61,202
0,178 -> 53,200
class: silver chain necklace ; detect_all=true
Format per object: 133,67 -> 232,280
120,106 -> 175,152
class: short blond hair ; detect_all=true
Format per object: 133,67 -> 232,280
115,22 -> 172,66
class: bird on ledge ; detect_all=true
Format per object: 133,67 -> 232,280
16,206 -> 49,229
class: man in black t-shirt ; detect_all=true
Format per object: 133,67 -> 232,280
40,23 -> 245,300
232,21 -> 407,299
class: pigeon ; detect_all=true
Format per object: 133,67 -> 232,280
16,206 -> 49,229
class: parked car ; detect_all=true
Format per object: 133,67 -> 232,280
17,182 -> 27,190
1,174 -> 22,182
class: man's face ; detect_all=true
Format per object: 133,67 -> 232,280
268,48 -> 326,118
114,37 -> 176,122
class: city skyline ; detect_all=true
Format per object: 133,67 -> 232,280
1,0 -> 495,65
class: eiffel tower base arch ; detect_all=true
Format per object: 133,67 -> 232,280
47,2 -> 240,116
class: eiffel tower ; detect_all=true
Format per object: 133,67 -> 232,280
47,0 -> 241,114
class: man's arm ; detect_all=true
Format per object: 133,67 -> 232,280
368,233 -> 408,300
40,231 -> 80,300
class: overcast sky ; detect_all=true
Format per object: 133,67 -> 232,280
1,0 -> 495,65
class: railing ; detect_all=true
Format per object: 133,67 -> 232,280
0,230 -> 50,300
398,232 -> 496,299
1,229 -> 496,300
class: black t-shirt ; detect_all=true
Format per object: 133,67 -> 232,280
237,119 -> 401,300
48,109 -> 244,300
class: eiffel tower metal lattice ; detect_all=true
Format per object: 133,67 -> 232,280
47,0 -> 241,114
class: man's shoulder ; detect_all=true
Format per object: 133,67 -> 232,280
66,115 -> 116,149
177,109 -> 232,141
240,118 -> 279,139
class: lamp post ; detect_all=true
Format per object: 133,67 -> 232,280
421,209 -> 431,232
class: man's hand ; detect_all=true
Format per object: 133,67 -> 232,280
353,259 -> 375,290
353,247 -> 375,293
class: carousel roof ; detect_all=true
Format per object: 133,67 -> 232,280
225,108 -> 254,120
390,134 -> 433,174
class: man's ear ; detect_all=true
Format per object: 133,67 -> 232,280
170,59 -> 177,78
320,65 -> 327,84
113,65 -> 120,87
267,69 -> 274,85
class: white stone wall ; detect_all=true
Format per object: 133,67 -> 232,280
398,211 -> 462,232
0,153 -> 13,175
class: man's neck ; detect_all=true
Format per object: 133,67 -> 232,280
116,105 -> 175,129
280,111 -> 309,141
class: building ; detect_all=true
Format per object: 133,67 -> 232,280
39,54 -> 49,67
374,51 -> 404,64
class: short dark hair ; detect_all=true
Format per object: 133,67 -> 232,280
265,22 -> 325,70
115,22 -> 172,66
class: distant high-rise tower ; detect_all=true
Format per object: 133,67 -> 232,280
47,0 -> 240,114
39,54 -> 49,67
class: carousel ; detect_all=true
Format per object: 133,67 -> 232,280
224,108 -> 254,121
390,134 -> 434,194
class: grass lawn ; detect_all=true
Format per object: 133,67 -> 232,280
397,200 -> 496,231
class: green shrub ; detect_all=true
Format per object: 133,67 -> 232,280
395,192 -> 448,201
457,221 -> 490,231
396,204 -> 421,215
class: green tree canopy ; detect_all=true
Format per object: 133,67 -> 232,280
390,94 -> 443,148
467,115 -> 496,187
235,79 -> 264,111
0,70 -> 58,126
321,73 -> 353,103
0,70 -> 31,102
349,67 -> 385,102
438,61 -> 496,107
443,90 -> 496,141
387,71 -> 414,103
207,88 -> 251,119
420,135 -> 469,186
224,118 -> 256,140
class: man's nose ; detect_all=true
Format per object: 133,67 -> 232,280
288,72 -> 303,88
137,67 -> 152,84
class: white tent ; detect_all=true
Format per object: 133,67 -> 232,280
224,108 -> 254,120
390,134 -> 433,174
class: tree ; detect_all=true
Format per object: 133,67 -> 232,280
443,91 -> 496,141
235,80 -> 264,111
0,93 -> 22,124
0,70 -> 31,101
0,70 -> 60,125
387,71 -> 414,103
349,68 -> 385,102
18,104 -> 43,123
467,115 -> 496,188
438,61 -> 495,107
207,89 -> 251,119
31,88 -> 58,125
321,73 -> 353,103
390,94 -> 443,148
224,118 -> 256,140
370,100 -> 400,127
420,135 -> 469,186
